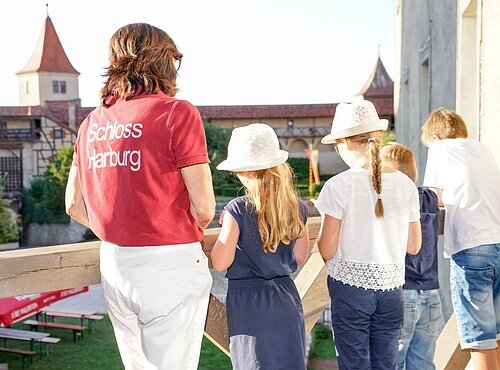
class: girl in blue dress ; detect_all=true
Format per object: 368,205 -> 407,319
211,123 -> 310,370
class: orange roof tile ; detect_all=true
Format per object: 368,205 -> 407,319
17,17 -> 79,75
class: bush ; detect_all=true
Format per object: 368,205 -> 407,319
288,157 -> 309,183
0,178 -> 19,243
383,129 -> 396,145
22,146 -> 74,225
204,122 -> 241,195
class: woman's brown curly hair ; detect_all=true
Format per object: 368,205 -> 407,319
100,23 -> 182,107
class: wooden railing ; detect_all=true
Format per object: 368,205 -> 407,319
0,128 -> 40,141
0,214 -> 470,369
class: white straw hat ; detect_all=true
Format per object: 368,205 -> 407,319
321,100 -> 388,144
217,123 -> 289,172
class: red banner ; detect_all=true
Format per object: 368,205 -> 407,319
0,287 -> 88,327
304,148 -> 321,185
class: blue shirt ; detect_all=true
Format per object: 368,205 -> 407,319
404,187 -> 440,290
224,196 -> 308,280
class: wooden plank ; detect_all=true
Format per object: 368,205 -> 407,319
0,242 -> 100,298
0,219 -> 322,298
300,264 -> 330,334
294,251 -> 325,300
204,294 -> 230,356
434,313 -> 470,370
438,208 -> 445,235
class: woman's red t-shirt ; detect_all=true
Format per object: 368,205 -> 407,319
73,92 -> 209,246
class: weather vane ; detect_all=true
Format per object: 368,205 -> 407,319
46,3 -> 49,17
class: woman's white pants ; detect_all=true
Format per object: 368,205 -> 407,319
100,241 -> 213,370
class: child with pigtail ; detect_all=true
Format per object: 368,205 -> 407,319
315,100 -> 422,370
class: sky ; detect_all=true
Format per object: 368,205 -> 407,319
0,0 -> 395,107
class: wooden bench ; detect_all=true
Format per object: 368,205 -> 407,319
39,337 -> 61,356
39,310 -> 104,332
24,320 -> 87,342
0,347 -> 36,369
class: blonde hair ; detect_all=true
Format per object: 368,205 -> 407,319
341,130 -> 384,217
100,23 -> 182,107
243,163 -> 305,253
421,108 -> 468,146
380,143 -> 418,183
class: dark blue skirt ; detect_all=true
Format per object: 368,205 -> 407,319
226,276 -> 306,370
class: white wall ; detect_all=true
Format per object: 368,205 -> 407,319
18,73 -> 41,106
18,72 -> 79,106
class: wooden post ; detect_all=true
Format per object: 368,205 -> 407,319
434,313 -> 470,370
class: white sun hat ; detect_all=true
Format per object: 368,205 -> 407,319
217,123 -> 289,172
321,100 -> 388,144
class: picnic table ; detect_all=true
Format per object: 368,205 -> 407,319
0,327 -> 60,360
38,309 -> 103,333
24,320 -> 86,342
0,347 -> 36,369
0,327 -> 50,351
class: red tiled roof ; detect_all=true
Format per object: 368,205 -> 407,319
198,104 -> 340,120
357,57 -> 394,98
0,97 -> 392,135
76,107 -> 94,124
17,17 -> 79,75
198,99 -> 393,120
0,105 -> 81,134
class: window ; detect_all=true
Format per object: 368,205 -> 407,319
52,129 -> 64,139
60,81 -> 67,94
26,81 -> 29,94
52,81 -> 59,93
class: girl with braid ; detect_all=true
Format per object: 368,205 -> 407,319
315,100 -> 422,370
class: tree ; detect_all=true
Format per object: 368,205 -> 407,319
46,146 -> 74,184
22,146 -> 74,225
204,122 -> 241,196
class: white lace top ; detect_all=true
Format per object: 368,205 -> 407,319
316,168 -> 420,291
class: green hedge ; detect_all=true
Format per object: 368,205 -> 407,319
22,146 -> 73,225
0,179 -> 19,243
288,157 -> 309,182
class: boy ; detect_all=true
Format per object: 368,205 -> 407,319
381,143 -> 441,370
422,108 -> 500,370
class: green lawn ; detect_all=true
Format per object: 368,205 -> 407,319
308,324 -> 336,361
0,315 -> 231,370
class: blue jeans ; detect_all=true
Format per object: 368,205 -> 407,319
398,289 -> 441,370
328,277 -> 404,370
450,243 -> 500,350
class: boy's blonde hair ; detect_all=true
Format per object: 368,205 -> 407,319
341,130 -> 384,218
421,108 -> 468,146
380,143 -> 418,183
244,163 -> 305,253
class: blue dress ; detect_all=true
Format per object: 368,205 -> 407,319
224,196 -> 308,370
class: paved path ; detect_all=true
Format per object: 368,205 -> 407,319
48,270 -> 228,313
308,359 -> 339,370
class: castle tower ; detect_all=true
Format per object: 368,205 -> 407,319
16,16 -> 80,106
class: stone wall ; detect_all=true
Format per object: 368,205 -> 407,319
395,0 -> 458,326
395,0 -> 457,181
24,218 -> 87,247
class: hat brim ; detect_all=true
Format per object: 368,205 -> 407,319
321,119 -> 389,144
216,150 -> 289,172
